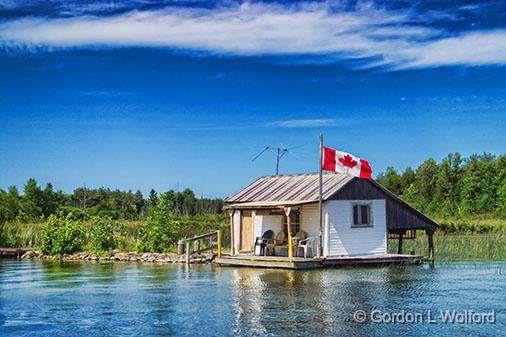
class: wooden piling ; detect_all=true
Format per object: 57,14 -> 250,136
186,241 -> 190,264
398,232 -> 404,254
217,230 -> 221,257
428,230 -> 434,261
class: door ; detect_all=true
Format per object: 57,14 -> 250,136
240,210 -> 253,252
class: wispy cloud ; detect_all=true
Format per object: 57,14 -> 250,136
186,118 -> 343,131
266,119 -> 342,128
0,2 -> 505,69
77,90 -> 136,97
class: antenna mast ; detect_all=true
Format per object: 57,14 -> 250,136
252,146 -> 289,175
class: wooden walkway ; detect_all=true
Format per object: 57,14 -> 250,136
214,254 -> 423,270
0,248 -> 30,259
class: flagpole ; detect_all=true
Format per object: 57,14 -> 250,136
318,133 -> 323,258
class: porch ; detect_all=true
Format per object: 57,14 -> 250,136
214,253 -> 424,270
224,200 -> 321,262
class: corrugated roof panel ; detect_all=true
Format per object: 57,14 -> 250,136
226,172 -> 354,203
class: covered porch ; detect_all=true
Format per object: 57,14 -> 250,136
224,200 -> 321,263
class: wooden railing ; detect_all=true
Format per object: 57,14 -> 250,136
178,230 -> 221,264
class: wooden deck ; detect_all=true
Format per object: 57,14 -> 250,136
214,253 -> 424,270
0,248 -> 30,259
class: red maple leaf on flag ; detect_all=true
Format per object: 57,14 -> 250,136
338,154 -> 358,169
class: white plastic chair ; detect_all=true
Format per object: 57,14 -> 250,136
297,237 -> 316,258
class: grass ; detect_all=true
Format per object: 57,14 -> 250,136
388,233 -> 506,261
2,216 -> 506,260
434,216 -> 506,233
0,214 -> 230,253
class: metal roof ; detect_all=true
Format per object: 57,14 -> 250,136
226,172 -> 354,204
224,200 -> 315,209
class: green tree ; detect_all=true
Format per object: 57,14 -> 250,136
42,183 -> 58,217
400,167 -> 416,193
135,194 -> 180,252
409,159 -> 439,212
149,189 -> 158,209
182,188 -> 196,216
460,154 -> 496,215
430,153 -> 462,216
495,155 -> 506,214
21,178 -> 44,220
3,186 -> 21,221
376,167 -> 403,195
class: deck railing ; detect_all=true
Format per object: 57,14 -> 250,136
178,230 -> 221,264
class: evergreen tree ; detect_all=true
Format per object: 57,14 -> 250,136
21,178 -> 44,220
42,183 -> 58,218
149,189 -> 158,209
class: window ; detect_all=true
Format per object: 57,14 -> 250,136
283,211 -> 300,236
352,204 -> 372,227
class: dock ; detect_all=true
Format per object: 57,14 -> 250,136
0,248 -> 30,259
214,254 -> 424,270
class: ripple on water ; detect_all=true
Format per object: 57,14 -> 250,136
0,260 -> 504,336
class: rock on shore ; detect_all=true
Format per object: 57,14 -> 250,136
20,250 -> 214,264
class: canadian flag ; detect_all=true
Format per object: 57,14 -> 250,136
322,146 -> 372,179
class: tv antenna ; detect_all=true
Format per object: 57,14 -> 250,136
252,145 -> 303,175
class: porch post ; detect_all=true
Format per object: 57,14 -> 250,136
427,228 -> 435,261
397,231 -> 404,254
285,207 -> 293,263
229,209 -> 235,256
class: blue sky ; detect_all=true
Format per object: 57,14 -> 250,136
1,0 -> 506,198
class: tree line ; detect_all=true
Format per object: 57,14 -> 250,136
0,178 -> 224,224
376,153 -> 506,218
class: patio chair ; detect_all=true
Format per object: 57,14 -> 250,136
293,230 -> 307,249
266,231 -> 288,256
297,237 -> 317,258
254,230 -> 274,256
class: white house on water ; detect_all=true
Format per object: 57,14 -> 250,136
217,172 -> 437,269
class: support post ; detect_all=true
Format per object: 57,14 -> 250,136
427,229 -> 434,261
318,133 -> 324,258
397,231 -> 404,254
285,207 -> 293,264
177,240 -> 184,255
186,241 -> 190,264
217,230 -> 221,257
229,210 -> 235,256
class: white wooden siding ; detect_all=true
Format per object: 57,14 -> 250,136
326,200 -> 387,256
300,203 -> 320,238
253,214 -> 282,255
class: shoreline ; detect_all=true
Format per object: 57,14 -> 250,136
19,250 -> 215,264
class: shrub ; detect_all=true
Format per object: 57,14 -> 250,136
89,216 -> 119,254
41,214 -> 84,255
134,217 -> 181,253
134,197 -> 181,252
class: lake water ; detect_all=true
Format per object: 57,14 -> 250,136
0,260 -> 504,336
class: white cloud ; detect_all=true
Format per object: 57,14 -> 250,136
0,2 -> 505,68
397,30 -> 506,68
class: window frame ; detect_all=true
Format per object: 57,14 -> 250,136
351,202 -> 374,228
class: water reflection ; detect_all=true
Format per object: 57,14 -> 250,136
0,261 -> 504,336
